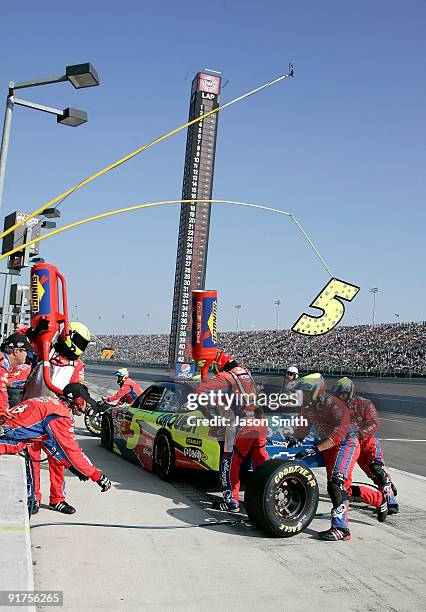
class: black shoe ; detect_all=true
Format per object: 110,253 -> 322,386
32,500 -> 40,515
388,503 -> 399,515
49,501 -> 76,515
318,527 -> 351,541
212,500 -> 240,513
377,494 -> 388,522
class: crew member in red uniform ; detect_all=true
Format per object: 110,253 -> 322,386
195,350 -> 269,512
23,322 -> 91,515
331,377 -> 398,514
0,334 -> 33,415
7,359 -> 31,407
291,374 -> 388,541
0,383 -> 111,495
103,368 -> 142,406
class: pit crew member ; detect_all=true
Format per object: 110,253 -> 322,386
0,334 -> 33,415
280,365 -> 299,394
23,322 -> 91,515
195,350 -> 269,513
0,383 -> 111,495
331,377 -> 398,514
103,368 -> 142,406
292,374 -> 388,541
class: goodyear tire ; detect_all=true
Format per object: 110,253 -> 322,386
245,459 -> 319,537
154,431 -> 175,480
101,414 -> 114,451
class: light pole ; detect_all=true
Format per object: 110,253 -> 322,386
395,313 -> 400,323
0,63 -> 99,339
274,299 -> 281,331
235,304 -> 242,332
370,288 -> 379,325
146,313 -> 151,334
0,63 -> 99,215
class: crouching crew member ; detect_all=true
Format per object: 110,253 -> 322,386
331,377 -> 398,514
0,383 -> 111,497
24,322 -> 91,514
292,374 -> 388,541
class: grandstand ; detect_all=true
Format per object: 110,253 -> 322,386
85,322 -> 426,376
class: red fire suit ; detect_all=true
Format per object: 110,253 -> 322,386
0,351 -> 11,415
6,363 -> 32,410
0,396 -> 102,482
350,396 -> 397,506
7,363 -> 31,388
196,365 -> 268,505
297,395 -> 382,531
23,352 -> 85,504
104,379 -> 142,406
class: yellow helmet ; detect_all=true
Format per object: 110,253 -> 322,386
62,322 -> 91,357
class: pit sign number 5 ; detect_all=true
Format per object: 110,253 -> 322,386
292,278 -> 360,336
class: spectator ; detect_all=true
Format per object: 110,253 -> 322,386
83,322 -> 426,375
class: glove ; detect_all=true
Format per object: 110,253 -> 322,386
68,465 -> 89,481
295,445 -> 319,460
97,474 -> 112,492
26,318 -> 49,340
286,437 -> 302,449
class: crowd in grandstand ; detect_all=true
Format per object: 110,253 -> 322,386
85,322 -> 426,374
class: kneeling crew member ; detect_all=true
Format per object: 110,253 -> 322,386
104,368 -> 142,406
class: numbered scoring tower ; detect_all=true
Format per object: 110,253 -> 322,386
169,71 -> 222,371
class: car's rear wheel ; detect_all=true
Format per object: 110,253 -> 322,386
154,431 -> 175,480
245,459 -> 319,537
101,414 -> 114,451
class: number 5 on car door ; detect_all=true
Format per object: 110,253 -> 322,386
292,278 -> 360,336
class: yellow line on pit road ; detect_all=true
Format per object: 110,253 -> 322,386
0,526 -> 29,532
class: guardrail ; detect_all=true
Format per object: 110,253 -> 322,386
85,359 -> 426,380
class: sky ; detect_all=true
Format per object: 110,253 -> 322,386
0,1 -> 425,334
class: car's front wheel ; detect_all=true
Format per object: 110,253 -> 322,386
244,459 -> 319,537
153,431 -> 175,480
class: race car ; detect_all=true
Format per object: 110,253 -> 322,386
101,382 -> 222,479
100,381 -> 323,480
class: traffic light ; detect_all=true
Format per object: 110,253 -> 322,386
1,211 -> 41,270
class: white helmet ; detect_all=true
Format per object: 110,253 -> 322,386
287,366 -> 299,375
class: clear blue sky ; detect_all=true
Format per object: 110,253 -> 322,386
0,1 -> 425,334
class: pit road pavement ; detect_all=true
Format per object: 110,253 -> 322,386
29,370 -> 426,611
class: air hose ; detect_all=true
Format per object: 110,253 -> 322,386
31,518 -> 251,530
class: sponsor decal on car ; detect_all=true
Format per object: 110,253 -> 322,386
156,412 -> 197,434
186,437 -> 202,447
183,447 -> 208,462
